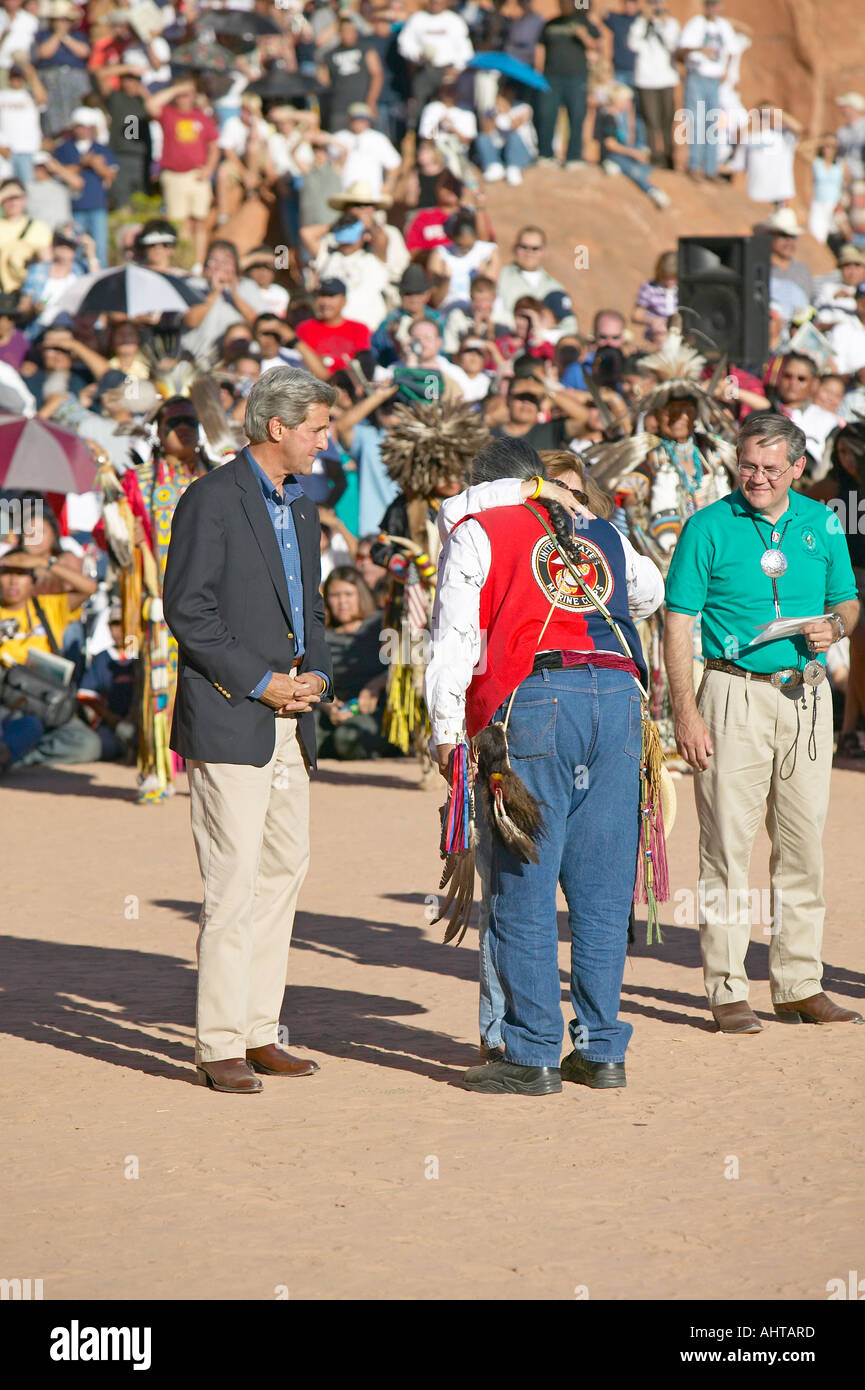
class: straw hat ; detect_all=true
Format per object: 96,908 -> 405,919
328,180 -> 393,211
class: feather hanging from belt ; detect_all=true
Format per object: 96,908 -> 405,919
634,715 -> 670,945
474,722 -> 544,864
433,741 -> 477,944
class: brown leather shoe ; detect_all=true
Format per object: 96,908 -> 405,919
246,1044 -> 320,1076
774,993 -> 864,1025
711,1001 -> 763,1034
196,1058 -> 262,1093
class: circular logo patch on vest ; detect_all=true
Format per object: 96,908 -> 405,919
801,528 -> 816,552
530,535 -> 614,610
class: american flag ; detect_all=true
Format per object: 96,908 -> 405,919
404,560 -> 429,637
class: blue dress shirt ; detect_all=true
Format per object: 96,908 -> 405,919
246,450 -> 328,699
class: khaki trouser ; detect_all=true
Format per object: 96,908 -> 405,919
187,719 -> 310,1063
694,669 -> 833,1007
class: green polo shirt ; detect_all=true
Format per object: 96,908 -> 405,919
665,488 -> 857,673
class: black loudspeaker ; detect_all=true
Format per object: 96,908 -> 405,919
676,235 -> 771,372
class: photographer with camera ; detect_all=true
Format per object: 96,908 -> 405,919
627,1 -> 681,171
0,540 -> 100,771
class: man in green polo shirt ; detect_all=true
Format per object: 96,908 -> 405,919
664,411 -> 861,1034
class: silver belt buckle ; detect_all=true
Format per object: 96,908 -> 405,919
769,667 -> 798,689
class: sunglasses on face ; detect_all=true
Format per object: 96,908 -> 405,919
162,415 -> 198,430
516,243 -> 543,252
511,392 -> 542,404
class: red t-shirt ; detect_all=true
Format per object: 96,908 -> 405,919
295,317 -> 371,372
159,106 -> 219,173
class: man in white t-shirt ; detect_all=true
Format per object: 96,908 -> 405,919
397,0 -> 473,122
677,0 -> 737,180
331,104 -> 401,199
0,64 -> 45,187
627,2 -> 680,170
315,216 -> 391,330
0,0 -> 39,73
771,352 -> 841,479
827,286 -> 865,379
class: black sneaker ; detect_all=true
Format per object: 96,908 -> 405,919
560,1051 -> 626,1089
461,1060 -> 562,1095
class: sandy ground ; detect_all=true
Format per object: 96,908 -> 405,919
1,755 -> 862,1303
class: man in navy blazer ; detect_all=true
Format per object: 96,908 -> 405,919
164,367 -> 338,1094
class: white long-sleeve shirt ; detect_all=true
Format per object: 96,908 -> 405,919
425,480 -> 665,746
397,10 -> 473,70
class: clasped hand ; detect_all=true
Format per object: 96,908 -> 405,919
260,671 -> 323,715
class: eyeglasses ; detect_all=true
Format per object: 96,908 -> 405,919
162,415 -> 198,430
738,462 -> 793,482
782,372 -> 812,383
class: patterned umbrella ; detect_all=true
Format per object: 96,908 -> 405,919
0,415 -> 98,493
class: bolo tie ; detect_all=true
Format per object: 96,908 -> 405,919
747,513 -> 822,779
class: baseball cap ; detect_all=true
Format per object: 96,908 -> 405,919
317,277 -> 347,296
94,369 -> 129,398
347,102 -> 372,120
838,245 -> 865,267
71,107 -> 101,127
543,289 -> 573,322
399,264 -> 429,295
836,92 -> 865,113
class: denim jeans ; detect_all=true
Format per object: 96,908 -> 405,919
0,713 -> 43,764
614,70 -> 646,146
74,207 -> 110,271
475,785 -> 504,1048
485,666 -> 641,1067
607,151 -> 654,194
474,131 -> 533,172
684,72 -> 721,176
535,75 -> 588,162
11,152 -> 34,186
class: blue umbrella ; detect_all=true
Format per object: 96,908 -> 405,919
468,52 -> 550,93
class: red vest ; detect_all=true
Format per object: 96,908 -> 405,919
461,505 -> 639,738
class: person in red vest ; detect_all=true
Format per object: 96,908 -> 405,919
426,437 -> 664,1095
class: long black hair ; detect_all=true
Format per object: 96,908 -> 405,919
469,437 -> 591,573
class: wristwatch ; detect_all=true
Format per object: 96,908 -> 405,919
831,613 -> 846,641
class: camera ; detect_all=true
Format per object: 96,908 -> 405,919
0,617 -> 20,641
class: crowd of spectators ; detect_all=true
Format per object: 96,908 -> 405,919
1,0 -> 865,775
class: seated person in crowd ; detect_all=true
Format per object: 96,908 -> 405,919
0,541 -> 100,770
317,566 -> 387,761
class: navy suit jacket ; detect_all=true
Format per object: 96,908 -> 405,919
162,448 -> 332,767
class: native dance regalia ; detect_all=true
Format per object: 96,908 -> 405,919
372,401 -> 488,779
586,327 -> 737,758
426,464 -> 666,1092
99,449 -> 210,802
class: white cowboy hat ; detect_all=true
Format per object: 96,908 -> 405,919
836,92 -> 865,112
328,180 -> 393,211
758,208 -> 804,238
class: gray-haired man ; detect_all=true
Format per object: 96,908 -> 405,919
664,411 -> 861,1033
163,367 -> 337,1093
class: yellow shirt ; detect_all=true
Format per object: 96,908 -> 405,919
0,593 -> 79,667
0,215 -> 52,293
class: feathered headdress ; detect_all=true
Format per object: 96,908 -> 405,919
381,400 -> 490,496
635,319 -> 737,441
